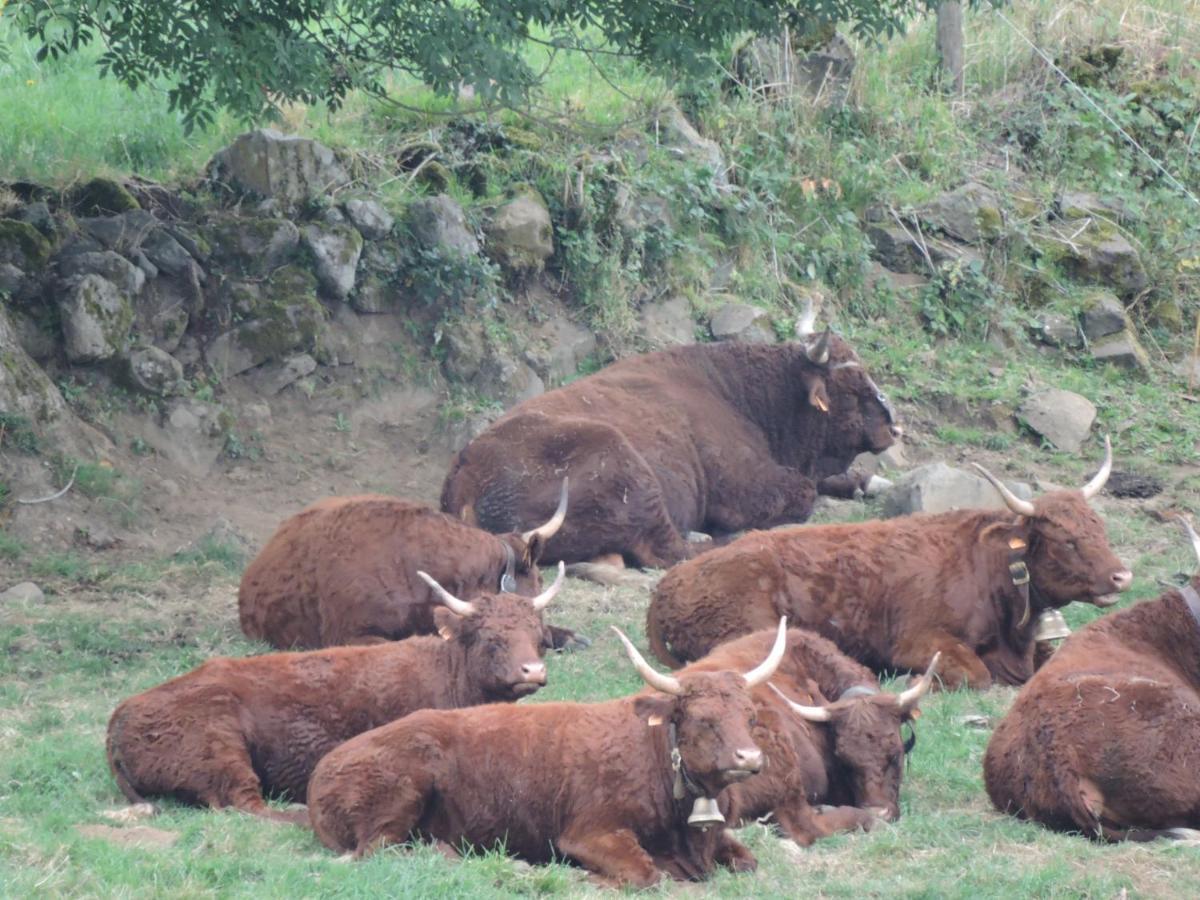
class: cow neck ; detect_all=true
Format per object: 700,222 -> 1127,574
667,722 -> 705,802
705,345 -> 815,460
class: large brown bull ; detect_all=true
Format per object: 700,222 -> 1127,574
984,520 -> 1200,841
107,568 -> 564,822
306,621 -> 790,887
440,309 -> 900,568
646,440 -> 1131,689
677,628 -> 938,846
238,481 -> 580,649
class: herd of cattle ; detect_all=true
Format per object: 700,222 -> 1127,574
105,321 -> 1200,886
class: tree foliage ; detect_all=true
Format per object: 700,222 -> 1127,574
4,0 -> 935,131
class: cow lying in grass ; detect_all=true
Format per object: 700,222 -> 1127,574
984,519 -> 1200,841
678,628 -> 938,846
647,440 -> 1131,689
107,566 -> 564,822
307,620 -> 790,887
239,479 -> 583,650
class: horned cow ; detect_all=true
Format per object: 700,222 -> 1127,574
441,305 -> 900,569
107,567 -> 564,821
238,480 -> 581,650
647,440 -> 1131,689
984,520 -> 1200,841
306,621 -> 791,887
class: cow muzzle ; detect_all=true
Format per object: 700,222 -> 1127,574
722,747 -> 763,780
509,662 -> 547,696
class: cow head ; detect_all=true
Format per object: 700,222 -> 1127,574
770,653 -> 940,822
416,562 -> 565,700
795,305 -> 900,463
615,619 -> 788,797
973,438 -> 1133,609
495,478 -> 569,595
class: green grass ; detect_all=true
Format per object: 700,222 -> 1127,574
2,480 -> 1199,897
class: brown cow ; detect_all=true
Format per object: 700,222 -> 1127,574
238,480 -> 582,650
984,520 -> 1200,841
306,621 -> 790,887
647,440 -> 1132,689
107,567 -> 564,822
440,308 -> 900,569
674,628 -> 938,848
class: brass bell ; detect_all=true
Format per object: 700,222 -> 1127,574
1034,609 -> 1071,642
687,796 -> 725,829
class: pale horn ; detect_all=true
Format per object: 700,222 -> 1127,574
530,561 -> 566,611
972,463 -> 1036,517
522,477 -> 569,544
795,295 -> 817,339
897,652 -> 943,712
769,683 -> 832,723
613,627 -> 682,695
1177,516 -> 1200,566
417,571 -> 476,617
742,617 -> 789,687
1080,435 -> 1113,500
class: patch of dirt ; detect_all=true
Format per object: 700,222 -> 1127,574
76,823 -> 179,850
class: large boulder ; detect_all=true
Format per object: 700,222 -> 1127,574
918,182 -> 1004,244
135,279 -> 193,352
1033,311 -> 1082,349
78,210 -> 159,255
140,228 -> 200,279
342,198 -> 394,241
301,223 -> 363,300
126,346 -> 185,396
57,250 -> 146,298
72,177 -> 140,216
1054,225 -> 1148,298
1091,331 -> 1150,374
209,129 -> 350,208
1078,289 -> 1127,340
485,190 -> 554,272
1017,389 -> 1096,452
639,296 -> 696,348
710,303 -> 774,343
866,222 -> 983,274
58,274 -> 135,363
209,217 -> 300,275
0,307 -> 70,424
442,319 -> 544,405
883,462 -> 1033,517
0,218 -> 52,270
408,195 -> 480,256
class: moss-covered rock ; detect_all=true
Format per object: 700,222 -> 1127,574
301,223 -> 363,299
484,188 -> 554,273
208,217 -> 300,275
73,177 -> 141,216
0,307 -> 70,425
58,274 -> 135,363
0,218 -> 53,270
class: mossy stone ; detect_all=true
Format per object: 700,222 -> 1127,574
73,177 -> 141,217
0,218 -> 53,270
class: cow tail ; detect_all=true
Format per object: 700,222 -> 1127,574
646,605 -> 685,669
106,709 -> 147,806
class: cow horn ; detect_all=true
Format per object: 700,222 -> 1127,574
769,683 -> 832,723
1177,516 -> 1200,566
795,295 -> 817,339
972,463 -> 1036,517
530,561 -> 566,611
897,652 -> 942,711
612,627 -> 682,695
416,571 -> 476,617
1080,435 -> 1113,500
805,327 -> 832,366
742,617 -> 789,687
522,477 -> 569,545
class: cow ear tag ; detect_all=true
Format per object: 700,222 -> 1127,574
438,626 -> 453,641
1008,537 -> 1026,551
908,707 -> 922,720
647,715 -> 664,727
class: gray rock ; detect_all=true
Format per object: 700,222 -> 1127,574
485,191 -> 554,272
342,198 -> 395,240
408,195 -> 480,256
866,223 -> 983,274
205,297 -> 326,380
135,280 -> 191,353
0,582 -> 44,604
78,210 -> 158,254
127,346 -> 184,396
1091,331 -> 1150,374
809,496 -> 870,524
9,309 -> 57,361
158,399 -> 225,472
59,274 -> 134,363
13,201 -> 56,239
710,303 -> 774,343
250,353 -> 317,395
1035,312 -> 1082,348
659,106 -> 729,191
0,262 -> 27,298
0,307 -> 70,424
210,128 -> 350,207
350,276 -> 391,313
1174,356 -> 1200,384
57,250 -> 146,298
877,443 -> 909,471
444,410 -> 499,454
131,250 -> 159,281
640,296 -> 696,348
883,462 -> 1034,517
1059,229 -> 1148,298
141,228 -> 199,279
75,521 -> 120,551
795,33 -> 856,106
301,224 -> 363,300
1079,289 -> 1128,340
525,316 -> 598,385
919,182 -> 1003,244
1057,191 -> 1127,222
209,217 -> 300,274
441,319 -> 544,405
243,401 -> 273,430
1017,389 -> 1096,452
0,217 -> 52,269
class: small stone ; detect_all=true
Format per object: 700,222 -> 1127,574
1091,331 -> 1150,374
1034,312 -> 1082,348
659,105 -> 729,191
342,198 -> 395,240
75,522 -> 121,551
0,582 -> 44,604
141,228 -> 197,278
1017,389 -> 1097,452
1079,289 -> 1128,340
243,401 -> 273,429
301,224 -> 363,300
127,346 -> 185,396
485,190 -> 554,272
918,182 -> 1004,243
710,303 -> 774,343
72,177 -> 141,216
251,353 -> 318,395
408,195 -> 480,257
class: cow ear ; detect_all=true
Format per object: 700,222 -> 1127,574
522,535 -> 545,568
432,607 -> 464,640
803,374 -> 831,414
633,694 -> 677,725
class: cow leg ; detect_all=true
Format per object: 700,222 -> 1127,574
352,775 -> 436,859
556,827 -> 661,888
712,830 -> 757,873
703,464 -> 817,533
196,742 -> 304,825
894,635 -> 991,691
809,805 -> 881,836
545,625 -> 592,652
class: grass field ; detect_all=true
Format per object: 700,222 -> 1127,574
2,481 -> 1200,898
